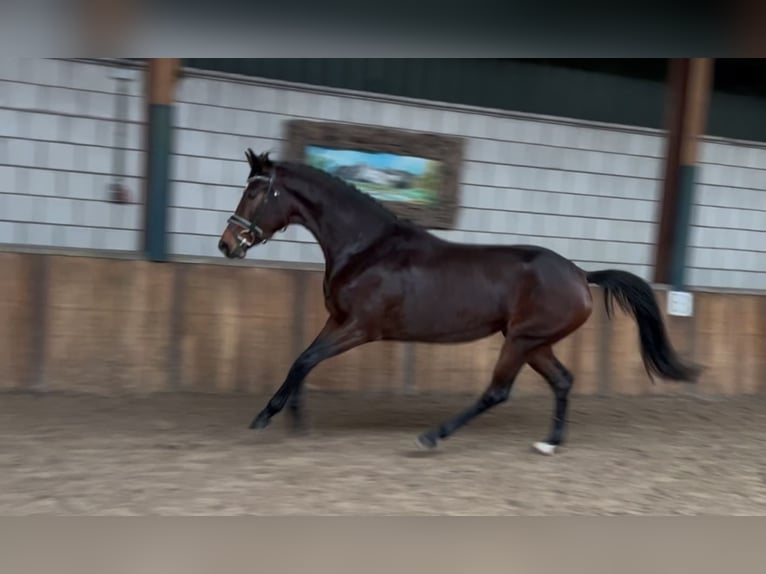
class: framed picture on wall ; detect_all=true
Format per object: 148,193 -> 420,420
283,119 -> 464,229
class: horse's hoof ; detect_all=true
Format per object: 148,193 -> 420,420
532,441 -> 557,456
416,433 -> 437,450
250,414 -> 271,430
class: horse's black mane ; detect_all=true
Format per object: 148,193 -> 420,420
250,150 -> 403,224
283,160 -> 401,222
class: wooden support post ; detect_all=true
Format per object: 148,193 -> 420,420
654,59 -> 689,286
670,58 -> 713,289
143,58 -> 181,262
654,58 -> 714,289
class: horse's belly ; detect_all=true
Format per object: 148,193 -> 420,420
383,288 -> 506,342
344,258 -> 513,342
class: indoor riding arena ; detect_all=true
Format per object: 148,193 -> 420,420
1,58 -> 765,515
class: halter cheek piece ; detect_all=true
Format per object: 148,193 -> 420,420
227,173 -> 280,249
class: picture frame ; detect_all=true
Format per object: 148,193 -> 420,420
283,119 -> 464,229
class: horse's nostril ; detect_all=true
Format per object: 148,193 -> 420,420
218,240 -> 229,256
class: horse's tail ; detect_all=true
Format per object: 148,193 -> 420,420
586,269 -> 700,383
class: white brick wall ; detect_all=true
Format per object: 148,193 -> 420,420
0,58 -> 144,252
1,60 -> 764,292
689,141 -> 766,290
166,71 -> 766,290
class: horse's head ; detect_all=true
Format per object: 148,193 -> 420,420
218,149 -> 292,259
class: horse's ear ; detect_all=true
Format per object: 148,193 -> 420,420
245,148 -> 256,170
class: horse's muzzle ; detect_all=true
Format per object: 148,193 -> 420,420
219,239 -> 246,259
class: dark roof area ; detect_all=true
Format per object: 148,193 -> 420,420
182,59 -> 766,99
175,58 -> 766,142
533,59 -> 766,98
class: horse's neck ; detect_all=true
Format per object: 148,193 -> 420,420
294,184 -> 395,275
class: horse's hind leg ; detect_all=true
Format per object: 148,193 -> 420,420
417,338 -> 526,449
527,346 -> 574,455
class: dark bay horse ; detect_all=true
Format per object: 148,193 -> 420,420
218,149 -> 699,455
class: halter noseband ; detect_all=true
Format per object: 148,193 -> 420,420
227,173 -> 279,248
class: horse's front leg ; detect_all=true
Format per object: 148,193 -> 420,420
250,318 -> 368,430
